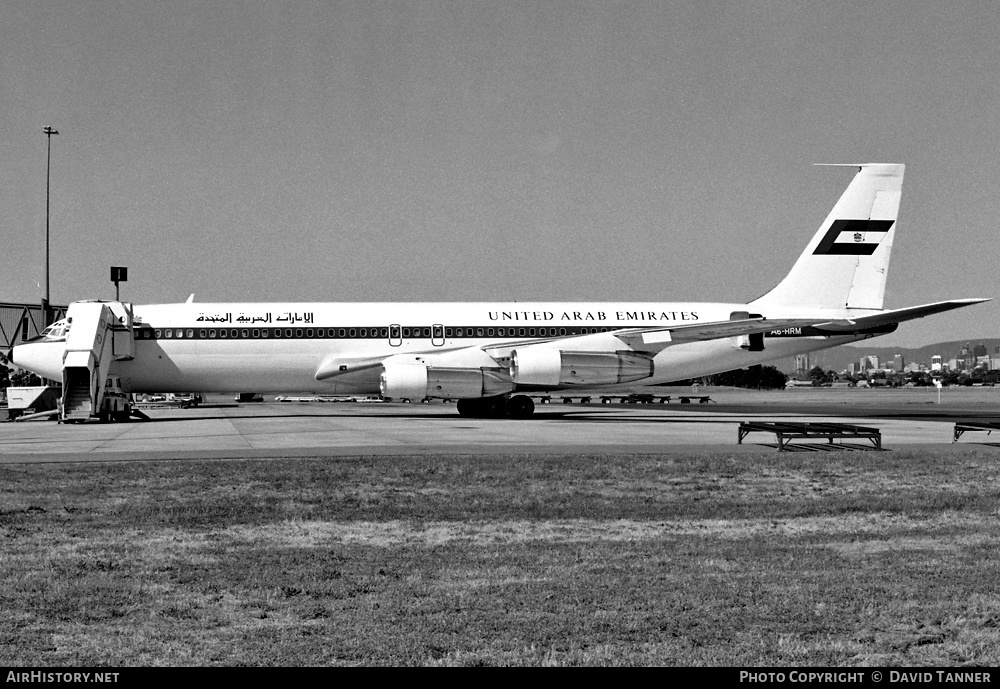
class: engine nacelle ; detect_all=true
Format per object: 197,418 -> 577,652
509,348 -> 654,386
380,364 -> 514,400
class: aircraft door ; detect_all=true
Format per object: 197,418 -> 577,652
432,324 -> 445,347
389,324 -> 402,347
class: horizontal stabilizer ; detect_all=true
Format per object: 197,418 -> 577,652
814,299 -> 991,332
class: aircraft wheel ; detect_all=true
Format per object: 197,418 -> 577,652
506,395 -> 535,419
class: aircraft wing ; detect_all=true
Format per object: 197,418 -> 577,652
812,299 -> 991,333
318,331 -> 628,380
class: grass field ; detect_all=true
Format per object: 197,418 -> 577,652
2,447 -> 1000,666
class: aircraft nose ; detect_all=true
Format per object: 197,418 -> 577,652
7,342 -> 63,381
9,342 -> 30,367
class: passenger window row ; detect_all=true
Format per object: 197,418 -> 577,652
133,326 -> 614,340
135,327 -> 390,340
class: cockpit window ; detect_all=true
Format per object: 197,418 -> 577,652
38,319 -> 71,342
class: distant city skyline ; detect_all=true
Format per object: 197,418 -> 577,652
790,337 -> 1000,377
2,2 -> 996,348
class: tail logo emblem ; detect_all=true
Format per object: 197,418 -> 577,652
814,219 -> 894,255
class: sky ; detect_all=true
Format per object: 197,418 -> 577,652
2,0 -> 997,347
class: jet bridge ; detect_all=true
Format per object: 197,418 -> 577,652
60,301 -> 134,423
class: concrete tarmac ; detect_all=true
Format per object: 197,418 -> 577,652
1,395 -> 990,463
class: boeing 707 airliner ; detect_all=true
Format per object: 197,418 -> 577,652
9,164 -> 989,420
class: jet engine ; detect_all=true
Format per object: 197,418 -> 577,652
380,363 -> 515,400
509,348 -> 654,386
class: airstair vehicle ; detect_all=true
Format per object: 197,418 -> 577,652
59,301 -> 135,423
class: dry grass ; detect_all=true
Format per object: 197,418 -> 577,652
2,449 -> 1000,665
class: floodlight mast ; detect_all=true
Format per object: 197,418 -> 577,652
43,125 -> 59,327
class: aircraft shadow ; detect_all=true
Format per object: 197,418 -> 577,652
125,408 -> 644,423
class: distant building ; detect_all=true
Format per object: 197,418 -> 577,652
893,354 -> 904,371
795,354 -> 810,374
959,343 -> 975,371
931,355 -> 942,372
867,355 -> 879,370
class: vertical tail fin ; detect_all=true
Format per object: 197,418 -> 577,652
751,164 -> 904,311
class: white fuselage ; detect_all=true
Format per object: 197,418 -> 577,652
12,300 -> 874,394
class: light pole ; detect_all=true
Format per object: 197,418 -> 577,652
43,125 -> 59,327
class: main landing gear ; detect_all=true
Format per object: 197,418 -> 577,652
456,394 -> 535,419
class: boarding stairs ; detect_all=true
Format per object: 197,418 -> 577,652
60,301 -> 134,423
